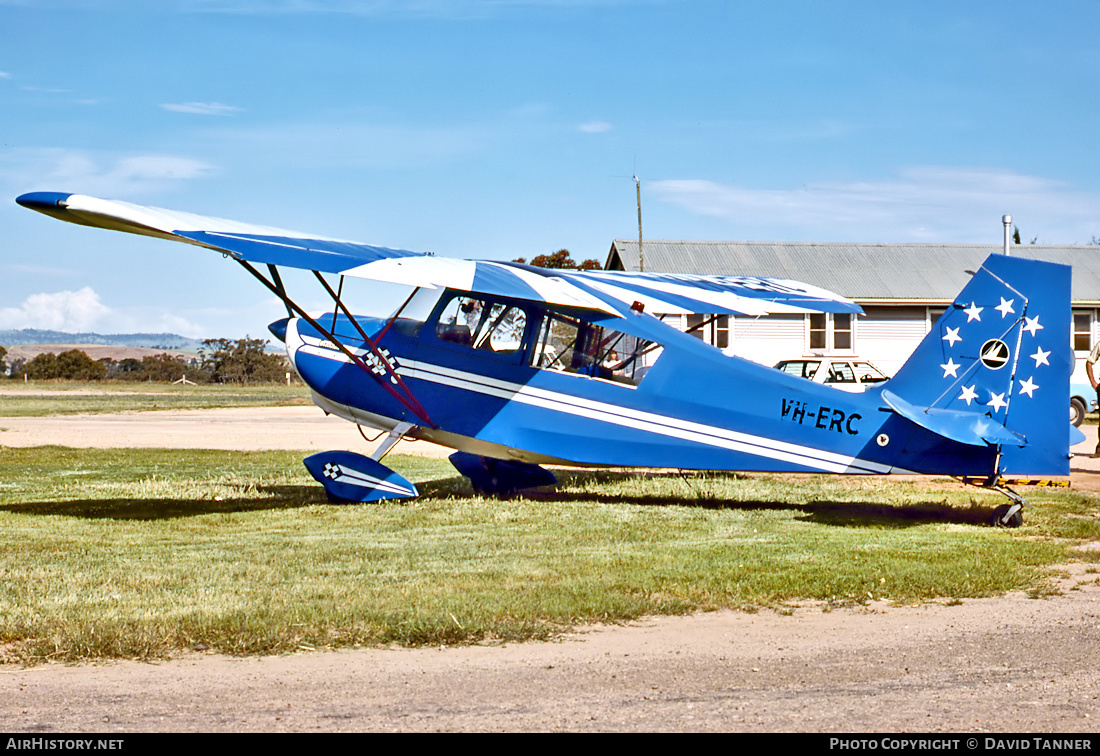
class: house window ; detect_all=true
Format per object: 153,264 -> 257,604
685,314 -> 730,349
1073,312 -> 1093,352
807,313 -> 853,353
714,315 -> 729,349
686,314 -> 706,341
809,313 -> 827,350
833,313 -> 852,350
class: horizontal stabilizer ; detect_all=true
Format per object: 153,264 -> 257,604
882,389 -> 1025,447
303,450 -> 418,502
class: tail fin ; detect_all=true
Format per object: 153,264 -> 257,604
884,254 -> 1072,477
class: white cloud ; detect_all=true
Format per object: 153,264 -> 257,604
649,167 -> 1100,244
110,154 -> 215,181
161,101 -> 245,116
0,287 -> 110,332
578,120 -> 612,134
0,148 -> 216,197
0,287 -> 218,338
148,312 -> 208,339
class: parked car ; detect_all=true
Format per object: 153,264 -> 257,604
773,358 -> 890,392
776,357 -> 1093,423
1069,381 -> 1095,427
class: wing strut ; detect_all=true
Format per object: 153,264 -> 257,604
267,264 -> 294,319
375,286 -> 420,342
235,259 -> 436,428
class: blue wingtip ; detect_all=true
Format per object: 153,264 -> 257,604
16,192 -> 72,211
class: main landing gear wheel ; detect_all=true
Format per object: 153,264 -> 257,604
991,503 -> 1023,528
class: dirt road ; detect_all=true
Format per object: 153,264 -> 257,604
1,405 -> 1099,732
0,405 -> 452,456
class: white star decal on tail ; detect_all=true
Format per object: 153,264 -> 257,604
941,358 -> 960,378
1031,347 -> 1050,367
996,297 -> 1015,318
1018,377 -> 1039,397
959,385 -> 978,405
943,327 -> 962,347
1023,316 -> 1043,336
964,302 -> 983,322
987,392 -> 1008,412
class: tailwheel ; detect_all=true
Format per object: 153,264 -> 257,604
990,503 -> 1023,528
963,477 -> 1028,527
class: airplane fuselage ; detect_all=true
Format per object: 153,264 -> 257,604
285,292 -> 999,479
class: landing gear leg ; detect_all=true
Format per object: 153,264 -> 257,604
987,483 -> 1026,528
371,421 -> 415,461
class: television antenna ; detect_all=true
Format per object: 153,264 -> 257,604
634,174 -> 644,272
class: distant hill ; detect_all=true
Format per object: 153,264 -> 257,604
0,329 -> 203,351
3,343 -> 196,364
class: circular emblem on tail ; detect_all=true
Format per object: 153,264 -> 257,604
980,339 -> 1010,370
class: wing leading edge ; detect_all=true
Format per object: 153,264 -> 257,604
16,191 -> 421,275
16,191 -> 860,317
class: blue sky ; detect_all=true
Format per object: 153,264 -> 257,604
2,0 -> 1099,340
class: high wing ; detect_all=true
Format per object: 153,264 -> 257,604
16,191 -> 859,317
15,191 -> 418,274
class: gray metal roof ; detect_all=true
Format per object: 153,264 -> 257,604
607,240 -> 1100,304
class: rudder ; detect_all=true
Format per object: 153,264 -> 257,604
885,254 -> 1072,477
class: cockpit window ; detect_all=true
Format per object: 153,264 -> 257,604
433,292 -> 662,383
474,303 -> 527,352
530,311 -> 660,386
436,296 -> 478,346
435,295 -> 528,360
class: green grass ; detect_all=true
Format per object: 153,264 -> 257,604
0,381 -> 311,416
2,446 -> 1099,664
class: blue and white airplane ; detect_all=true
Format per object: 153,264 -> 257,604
17,191 -> 1080,527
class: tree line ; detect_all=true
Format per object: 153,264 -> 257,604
512,249 -> 602,270
0,337 -> 293,384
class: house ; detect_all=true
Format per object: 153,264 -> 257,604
605,240 -> 1100,376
